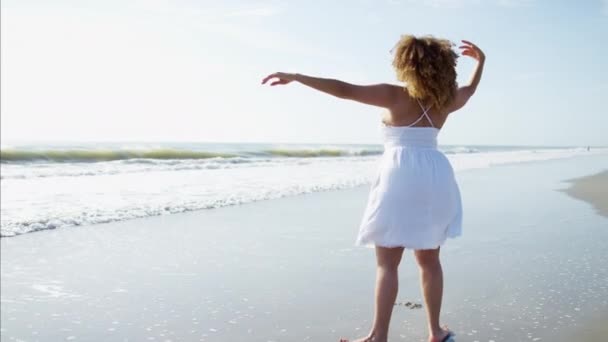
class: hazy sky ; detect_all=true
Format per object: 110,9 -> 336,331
1,0 -> 607,146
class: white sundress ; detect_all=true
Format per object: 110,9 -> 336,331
356,100 -> 462,250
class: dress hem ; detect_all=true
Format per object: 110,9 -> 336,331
354,232 -> 462,250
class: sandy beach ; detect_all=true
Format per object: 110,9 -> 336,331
1,153 -> 607,341
563,171 -> 608,218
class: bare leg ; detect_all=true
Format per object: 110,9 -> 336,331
414,247 -> 451,342
340,246 -> 404,342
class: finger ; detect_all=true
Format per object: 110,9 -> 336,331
461,40 -> 474,46
261,73 -> 277,84
270,80 -> 283,86
261,76 -> 274,85
462,40 -> 478,49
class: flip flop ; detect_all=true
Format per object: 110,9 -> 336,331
440,332 -> 455,342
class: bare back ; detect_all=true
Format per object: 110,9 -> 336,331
379,84 -> 476,130
381,86 -> 451,129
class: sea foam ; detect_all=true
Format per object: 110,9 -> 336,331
1,143 -> 606,237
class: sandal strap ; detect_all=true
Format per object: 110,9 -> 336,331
440,333 -> 453,342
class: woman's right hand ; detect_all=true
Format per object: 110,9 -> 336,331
459,40 -> 485,62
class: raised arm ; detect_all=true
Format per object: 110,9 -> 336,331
261,72 -> 399,109
447,40 -> 485,113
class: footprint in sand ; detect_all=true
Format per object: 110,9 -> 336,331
394,301 -> 423,309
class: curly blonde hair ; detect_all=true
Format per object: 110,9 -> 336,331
392,35 -> 458,110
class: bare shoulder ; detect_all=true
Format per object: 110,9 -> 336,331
385,83 -> 411,104
345,82 -> 405,108
385,83 -> 406,93
376,83 -> 404,98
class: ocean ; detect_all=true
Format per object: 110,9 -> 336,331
0,141 -> 604,237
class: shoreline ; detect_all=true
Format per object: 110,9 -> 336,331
3,152 -> 608,240
562,170 -> 608,218
2,146 -> 608,239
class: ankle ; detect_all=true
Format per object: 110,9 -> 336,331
429,326 -> 446,338
367,330 -> 388,342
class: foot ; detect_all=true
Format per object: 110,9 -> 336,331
429,327 -> 453,342
340,332 -> 387,342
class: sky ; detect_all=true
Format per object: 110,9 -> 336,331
1,0 -> 607,146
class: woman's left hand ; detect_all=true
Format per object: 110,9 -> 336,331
261,72 -> 297,86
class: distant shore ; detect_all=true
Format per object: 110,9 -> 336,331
562,170 -> 608,218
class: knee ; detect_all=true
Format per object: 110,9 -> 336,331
415,250 -> 441,270
377,259 -> 400,271
376,255 -> 402,271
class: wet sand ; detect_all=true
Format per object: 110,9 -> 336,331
562,170 -> 608,218
1,154 -> 608,341
560,170 -> 608,341
564,313 -> 608,342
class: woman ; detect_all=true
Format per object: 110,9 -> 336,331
262,36 -> 485,342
